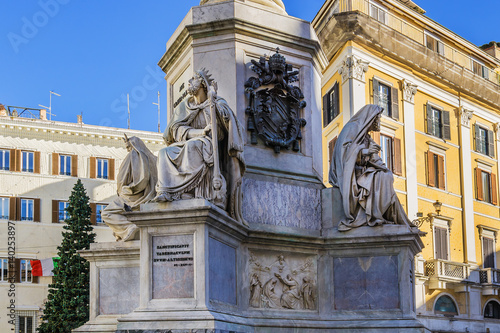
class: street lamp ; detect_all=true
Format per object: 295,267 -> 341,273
411,200 -> 443,228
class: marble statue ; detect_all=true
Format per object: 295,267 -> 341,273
154,69 -> 247,226
249,273 -> 263,308
329,104 -> 411,231
275,273 -> 301,309
301,277 -> 316,310
102,135 -> 158,241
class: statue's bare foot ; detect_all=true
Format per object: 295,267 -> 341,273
152,192 -> 172,202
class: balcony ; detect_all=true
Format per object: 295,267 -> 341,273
480,268 -> 500,296
425,259 -> 470,290
329,0 -> 500,86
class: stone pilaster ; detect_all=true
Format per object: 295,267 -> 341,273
338,54 -> 369,125
401,79 -> 418,219
459,107 -> 476,264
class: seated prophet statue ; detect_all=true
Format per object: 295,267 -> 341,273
329,104 -> 411,231
102,135 -> 157,241
153,69 -> 247,226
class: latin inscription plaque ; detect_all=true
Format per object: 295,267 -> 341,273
152,234 -> 194,299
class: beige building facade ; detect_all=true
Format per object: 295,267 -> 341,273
0,106 -> 162,332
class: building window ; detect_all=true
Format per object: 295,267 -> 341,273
369,2 -> 387,24
474,124 -> 495,158
90,157 -> 114,180
425,33 -> 444,55
16,311 -> 37,333
20,199 -> 34,221
1,258 -> 8,282
427,151 -> 445,190
0,197 -> 9,220
97,158 -> 109,179
20,259 -> 31,283
323,82 -> 340,126
0,149 -> 10,170
58,201 -> 69,222
95,204 -> 107,224
483,237 -> 495,269
472,59 -> 489,79
21,151 -> 34,173
380,135 -> 393,171
426,104 -> 451,140
434,295 -> 458,316
476,168 -> 498,205
59,155 -> 72,176
485,301 -> 500,319
373,79 -> 399,120
434,226 -> 449,260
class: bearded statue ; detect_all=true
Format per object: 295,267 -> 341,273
154,69 -> 247,226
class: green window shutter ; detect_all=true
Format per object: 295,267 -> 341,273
442,110 -> 451,140
323,93 -> 329,127
333,82 -> 340,119
373,79 -> 379,106
391,87 -> 399,120
426,104 -> 433,135
488,130 -> 495,158
474,124 -> 480,152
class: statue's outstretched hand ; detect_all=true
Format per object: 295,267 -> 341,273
203,124 -> 211,135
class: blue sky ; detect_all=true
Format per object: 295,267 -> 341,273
0,0 -> 498,132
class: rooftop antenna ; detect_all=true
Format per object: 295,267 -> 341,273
38,90 -> 60,120
153,91 -> 160,133
127,93 -> 130,129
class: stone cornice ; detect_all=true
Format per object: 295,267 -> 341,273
316,12 -> 500,112
0,117 -> 163,145
159,16 -> 327,75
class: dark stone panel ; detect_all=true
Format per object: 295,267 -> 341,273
209,237 -> 237,305
333,256 -> 399,310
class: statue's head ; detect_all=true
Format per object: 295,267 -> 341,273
123,133 -> 132,152
188,68 -> 214,96
370,112 -> 382,132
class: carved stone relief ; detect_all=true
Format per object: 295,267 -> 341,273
248,251 -> 317,310
245,48 -> 307,153
401,79 -> 417,103
459,107 -> 474,127
338,55 -> 369,83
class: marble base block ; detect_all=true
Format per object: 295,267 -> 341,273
75,200 -> 426,333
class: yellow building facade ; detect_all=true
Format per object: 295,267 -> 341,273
313,0 -> 500,331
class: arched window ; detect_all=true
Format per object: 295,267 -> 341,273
434,295 -> 458,316
485,301 -> 500,319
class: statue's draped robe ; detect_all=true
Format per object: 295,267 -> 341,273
329,104 -> 410,231
102,137 -> 157,240
157,97 -> 246,224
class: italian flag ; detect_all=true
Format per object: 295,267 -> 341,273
30,258 -> 59,277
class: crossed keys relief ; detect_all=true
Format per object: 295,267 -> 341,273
248,252 -> 317,310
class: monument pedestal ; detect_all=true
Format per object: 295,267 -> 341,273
78,199 -> 427,333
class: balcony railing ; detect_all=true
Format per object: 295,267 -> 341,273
480,268 -> 500,285
425,259 -> 470,281
333,0 -> 500,86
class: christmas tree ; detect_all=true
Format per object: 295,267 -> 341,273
38,179 -> 96,333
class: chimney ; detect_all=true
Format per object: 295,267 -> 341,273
77,114 -> 83,124
481,41 -> 500,60
0,104 -> 6,117
40,109 -> 47,120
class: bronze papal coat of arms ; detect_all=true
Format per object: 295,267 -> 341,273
244,48 -> 307,153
